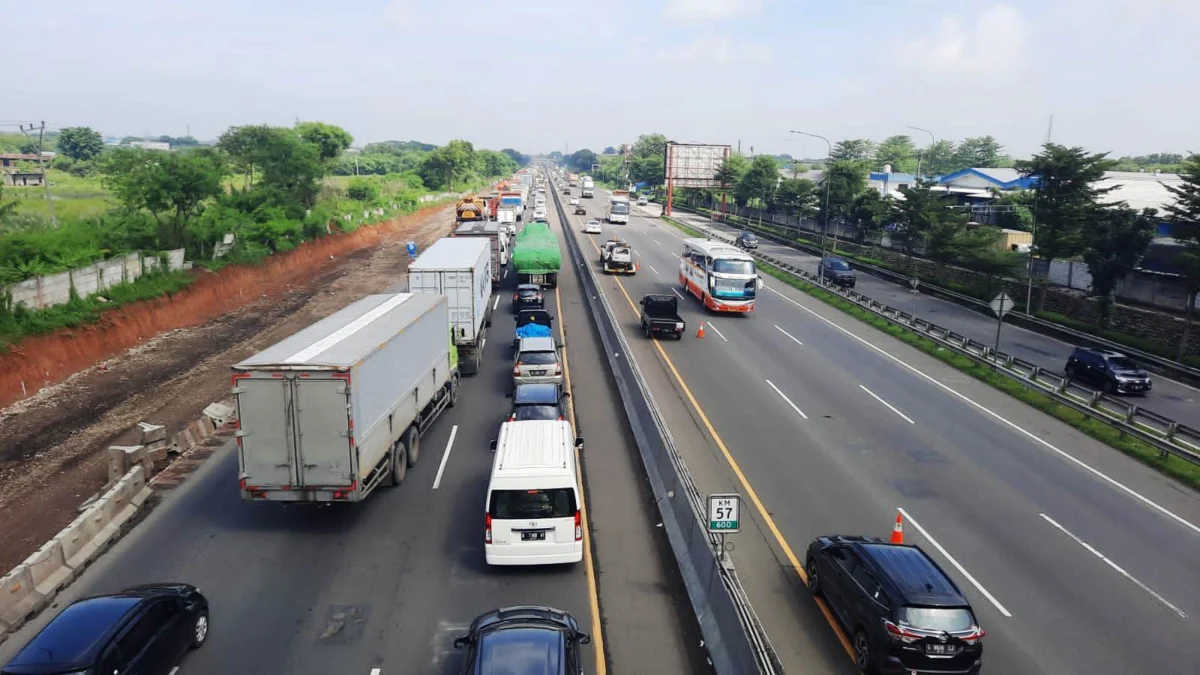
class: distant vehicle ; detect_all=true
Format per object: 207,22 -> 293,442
452,220 -> 509,284
455,197 -> 486,223
583,219 -> 602,234
820,256 -> 857,287
485,422 -> 585,566
512,283 -> 545,312
533,206 -> 548,220
513,336 -> 563,386
606,190 -> 630,224
453,606 -> 591,674
3,583 -> 209,675
409,238 -> 493,376
735,231 -> 759,249
636,196 -> 648,206
562,187 -> 572,196
640,294 -> 685,340
574,204 -> 587,215
507,382 -> 568,421
679,238 -> 762,313
569,197 -> 580,206
1065,347 -> 1152,395
806,535 -> 985,675
581,176 -> 595,199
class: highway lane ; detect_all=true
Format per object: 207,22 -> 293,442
564,186 -> 1200,674
0,207 -> 703,674
670,207 -> 1200,428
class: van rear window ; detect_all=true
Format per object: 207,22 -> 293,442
489,489 -> 576,519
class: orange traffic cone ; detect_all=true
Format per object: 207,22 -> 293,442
890,511 -> 904,544
696,322 -> 706,339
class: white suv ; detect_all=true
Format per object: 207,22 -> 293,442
513,337 -> 563,386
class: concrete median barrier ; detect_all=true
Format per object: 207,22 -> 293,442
58,494 -> 118,571
22,539 -> 74,598
0,564 -> 45,636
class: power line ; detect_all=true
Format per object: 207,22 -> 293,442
17,121 -> 57,225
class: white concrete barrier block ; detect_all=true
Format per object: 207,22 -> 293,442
23,538 -> 74,597
203,401 -> 234,427
137,422 -> 166,444
0,564 -> 46,633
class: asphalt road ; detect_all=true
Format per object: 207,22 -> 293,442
672,208 -> 1200,428
562,185 -> 1200,675
0,197 -> 703,675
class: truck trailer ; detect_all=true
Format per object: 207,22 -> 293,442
452,221 -> 508,286
581,176 -> 594,199
233,293 -> 459,503
512,221 -> 562,288
408,237 -> 493,376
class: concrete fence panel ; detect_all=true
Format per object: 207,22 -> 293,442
8,278 -> 38,309
98,259 -> 125,290
40,271 -> 72,308
70,264 -> 99,298
0,565 -> 46,634
22,539 -> 73,597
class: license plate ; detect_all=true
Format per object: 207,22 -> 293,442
531,370 -> 546,376
925,643 -> 956,655
521,531 -> 546,542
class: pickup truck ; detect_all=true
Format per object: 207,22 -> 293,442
600,239 -> 637,274
639,294 -> 685,340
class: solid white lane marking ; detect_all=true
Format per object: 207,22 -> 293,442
766,286 -> 1200,537
649,265 -> 660,275
671,288 -> 686,300
774,324 -> 804,346
859,385 -> 916,424
432,425 -> 459,489
765,379 -> 808,419
1039,513 -> 1188,618
503,268 -> 509,278
493,295 -> 499,311
706,322 -> 729,342
898,507 -> 1012,617
370,669 -> 382,675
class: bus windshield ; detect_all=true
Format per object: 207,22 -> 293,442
712,259 -> 755,275
611,202 -> 630,215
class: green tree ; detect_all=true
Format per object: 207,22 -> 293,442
1081,206 -> 1155,327
921,139 -> 958,175
1161,152 -> 1200,358
56,126 -> 104,161
830,139 -> 875,162
566,149 -> 599,173
773,178 -> 819,219
602,146 -> 618,155
346,178 -> 380,202
875,135 -> 917,172
991,190 -> 1035,231
951,136 -> 1004,171
823,160 -> 868,226
848,190 -> 889,244
500,148 -> 529,166
891,180 -> 960,264
632,133 -> 668,160
217,125 -> 276,187
0,184 -> 17,223
630,155 -> 665,188
100,147 -> 227,248
419,139 -> 476,190
735,155 -> 781,209
953,226 -> 1023,285
295,122 -> 353,162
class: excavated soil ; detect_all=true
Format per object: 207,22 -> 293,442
0,205 -> 456,571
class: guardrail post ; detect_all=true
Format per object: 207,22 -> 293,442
1004,355 -> 1015,368
1058,378 -> 1069,394
1089,391 -> 1102,408
1028,365 -> 1041,381
1125,406 -> 1137,425
1165,422 -> 1178,442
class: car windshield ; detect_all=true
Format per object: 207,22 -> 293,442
477,627 -> 563,673
826,259 -> 851,271
512,405 -> 560,421
712,259 -> 756,275
742,233 -> 756,240
1107,357 -> 1138,370
519,351 -> 557,366
489,488 -> 576,518
899,607 -> 975,632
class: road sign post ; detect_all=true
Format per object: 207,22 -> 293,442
707,493 -> 741,567
990,291 -> 1015,352
909,277 -> 920,321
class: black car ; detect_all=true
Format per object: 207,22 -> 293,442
735,231 -> 759,249
454,606 -> 591,675
513,283 -> 546,312
806,536 -> 984,674
821,256 -> 857,287
1065,347 -> 1152,395
3,583 -> 209,675
508,383 -> 569,421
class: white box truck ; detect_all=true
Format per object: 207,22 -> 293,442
408,237 -> 493,377
232,293 -> 459,503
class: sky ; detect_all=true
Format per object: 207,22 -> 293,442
2,0 -> 1198,159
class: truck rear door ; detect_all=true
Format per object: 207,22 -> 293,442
237,377 -> 296,487
294,378 -> 354,487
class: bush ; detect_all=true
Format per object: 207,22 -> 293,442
347,178 -> 380,202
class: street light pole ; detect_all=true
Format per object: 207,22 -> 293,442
906,126 -> 936,179
790,130 -> 831,281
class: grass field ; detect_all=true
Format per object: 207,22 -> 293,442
6,170 -> 113,225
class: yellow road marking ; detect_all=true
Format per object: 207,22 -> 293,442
574,214 -> 856,661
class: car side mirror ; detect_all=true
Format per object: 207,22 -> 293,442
488,440 -> 497,452
453,635 -> 469,649
576,632 -> 592,645
574,436 -> 585,450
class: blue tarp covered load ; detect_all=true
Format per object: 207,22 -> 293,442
516,323 -> 553,339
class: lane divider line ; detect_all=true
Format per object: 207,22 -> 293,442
1038,513 -> 1187,618
705,322 -> 729,342
763,285 -> 1200,537
858,385 -> 915,425
773,324 -> 803,346
671,288 -> 686,300
493,295 -> 500,311
897,507 -> 1012,617
649,265 -> 659,275
765,380 -> 808,420
431,425 -> 458,490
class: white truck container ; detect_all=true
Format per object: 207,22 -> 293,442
233,293 -> 459,503
581,176 -> 595,199
408,237 -> 493,377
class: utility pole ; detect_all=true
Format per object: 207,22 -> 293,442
19,121 -> 56,225
907,126 -> 936,179
790,131 -> 832,278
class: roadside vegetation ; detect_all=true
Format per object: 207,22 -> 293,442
0,126 -> 526,349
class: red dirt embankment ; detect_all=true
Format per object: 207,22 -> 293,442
0,206 -> 445,408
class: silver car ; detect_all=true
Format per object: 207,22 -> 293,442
513,336 -> 564,386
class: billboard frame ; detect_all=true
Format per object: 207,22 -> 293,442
663,142 -> 731,216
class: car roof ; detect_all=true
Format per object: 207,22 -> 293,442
518,336 -> 556,351
517,283 -> 541,291
6,596 -> 142,671
855,542 -> 969,607
475,627 -> 564,675
513,383 -> 561,405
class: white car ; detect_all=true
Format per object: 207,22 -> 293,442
569,198 -> 580,206
584,220 -> 602,234
637,197 -> 648,206
533,206 -> 548,220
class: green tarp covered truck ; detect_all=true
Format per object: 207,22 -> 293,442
511,221 -> 561,288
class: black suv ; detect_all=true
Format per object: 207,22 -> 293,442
1064,347 -> 1152,395
806,536 -> 983,674
3,583 -> 209,675
513,283 -> 546,312
821,256 -> 857,287
735,231 -> 759,249
508,383 -> 569,421
454,606 -> 591,675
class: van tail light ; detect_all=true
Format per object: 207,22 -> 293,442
554,364 -> 562,375
513,365 -> 521,376
485,514 -> 493,544
883,620 -> 921,644
574,510 -> 583,541
513,293 -> 519,301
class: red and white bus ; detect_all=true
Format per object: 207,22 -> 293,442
678,238 -> 762,313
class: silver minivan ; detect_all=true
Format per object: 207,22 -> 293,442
513,336 -> 563,386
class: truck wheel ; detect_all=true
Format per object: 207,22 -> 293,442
404,427 -> 420,467
448,374 -> 460,408
392,440 -> 409,485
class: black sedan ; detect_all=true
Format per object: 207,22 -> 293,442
735,231 -> 759,249
513,283 -> 545,312
3,583 -> 209,675
508,383 -> 569,421
455,606 -> 591,675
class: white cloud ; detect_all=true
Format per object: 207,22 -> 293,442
900,4 -> 1028,80
652,35 -> 772,65
383,0 -> 418,29
662,0 -> 763,22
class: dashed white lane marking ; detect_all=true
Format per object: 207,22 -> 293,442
705,322 -> 729,342
859,385 -> 916,424
671,288 -> 686,300
774,324 -> 803,346
432,425 -> 459,490
765,379 -> 808,419
899,507 -> 1012,617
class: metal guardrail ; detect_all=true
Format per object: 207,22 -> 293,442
550,182 -> 781,674
671,204 -> 1200,386
681,220 -> 1200,467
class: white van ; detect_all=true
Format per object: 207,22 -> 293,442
485,420 -> 585,566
